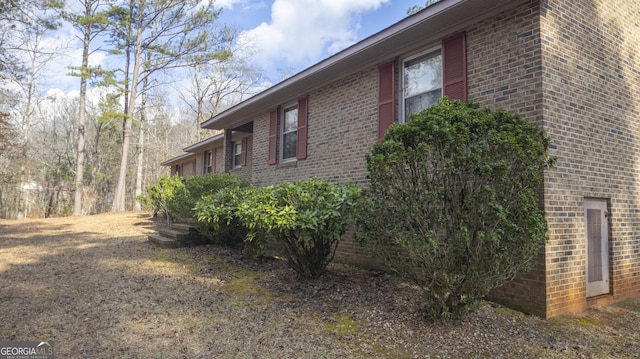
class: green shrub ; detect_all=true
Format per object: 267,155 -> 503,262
357,98 -> 554,319
237,178 -> 362,278
174,173 -> 248,220
138,174 -> 188,225
139,173 -> 248,225
193,185 -> 251,249
185,173 -> 249,203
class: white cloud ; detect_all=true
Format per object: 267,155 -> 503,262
216,0 -> 267,11
238,0 -> 389,79
37,23 -> 107,96
215,0 -> 245,9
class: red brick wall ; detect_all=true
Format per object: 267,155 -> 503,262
462,0 -> 548,317
215,0 -> 640,318
538,0 -> 640,318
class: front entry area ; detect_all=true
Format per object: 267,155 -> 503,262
584,199 -> 610,297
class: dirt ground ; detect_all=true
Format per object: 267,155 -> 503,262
2,212 -> 640,358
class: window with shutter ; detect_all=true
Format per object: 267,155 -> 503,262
389,31 -> 467,127
268,97 -> 308,165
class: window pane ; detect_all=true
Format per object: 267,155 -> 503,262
404,50 -> 441,99
283,131 -> 297,160
404,89 -> 441,122
284,107 -> 298,133
233,142 -> 242,167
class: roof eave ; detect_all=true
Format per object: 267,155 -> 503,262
160,152 -> 196,167
182,133 -> 224,153
201,0 -> 528,130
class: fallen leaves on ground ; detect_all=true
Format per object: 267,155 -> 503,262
1,212 -> 640,358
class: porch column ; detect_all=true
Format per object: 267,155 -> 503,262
223,129 -> 233,173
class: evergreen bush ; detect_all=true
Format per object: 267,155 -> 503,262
237,178 -> 362,278
357,98 -> 554,319
138,174 -> 188,225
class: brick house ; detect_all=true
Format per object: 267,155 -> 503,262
164,0 -> 640,318
162,130 -> 253,183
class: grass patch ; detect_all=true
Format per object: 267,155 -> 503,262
224,275 -> 271,298
324,313 -> 358,336
496,306 -> 526,317
151,248 -> 277,305
576,317 -> 603,326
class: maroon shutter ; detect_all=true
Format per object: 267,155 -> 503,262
240,137 -> 248,166
378,61 -> 395,142
268,109 -> 277,164
442,32 -> 467,101
296,96 -> 308,160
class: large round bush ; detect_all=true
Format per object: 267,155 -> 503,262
358,98 -> 554,319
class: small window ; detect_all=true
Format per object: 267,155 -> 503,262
402,49 -> 442,122
233,141 -> 242,168
204,150 -> 212,173
175,164 -> 181,176
280,104 -> 298,161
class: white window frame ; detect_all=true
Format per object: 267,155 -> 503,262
279,103 -> 298,162
401,47 -> 442,123
204,150 -> 212,173
232,141 -> 242,168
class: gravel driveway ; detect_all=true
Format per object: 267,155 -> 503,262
1,212 -> 640,358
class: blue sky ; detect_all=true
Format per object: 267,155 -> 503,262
43,0 -> 417,97
216,0 -> 413,82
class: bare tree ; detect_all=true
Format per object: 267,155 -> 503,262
0,0 -> 61,79
176,45 -> 263,142
10,23 -> 65,218
107,0 -> 234,211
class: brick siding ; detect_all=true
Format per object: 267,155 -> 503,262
466,1 -> 548,317
251,67 -> 378,186
538,0 -> 640,317
172,0 -> 640,318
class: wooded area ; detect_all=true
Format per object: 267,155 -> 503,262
0,0 -> 262,219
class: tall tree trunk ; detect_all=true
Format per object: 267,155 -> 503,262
73,8 -> 91,216
133,72 -> 148,211
112,1 -> 143,212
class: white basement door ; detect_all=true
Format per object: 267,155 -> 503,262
584,199 -> 610,297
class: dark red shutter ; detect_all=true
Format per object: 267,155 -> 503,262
296,96 -> 308,160
378,61 -> 395,142
268,109 -> 277,164
240,137 -> 248,166
442,32 -> 467,101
